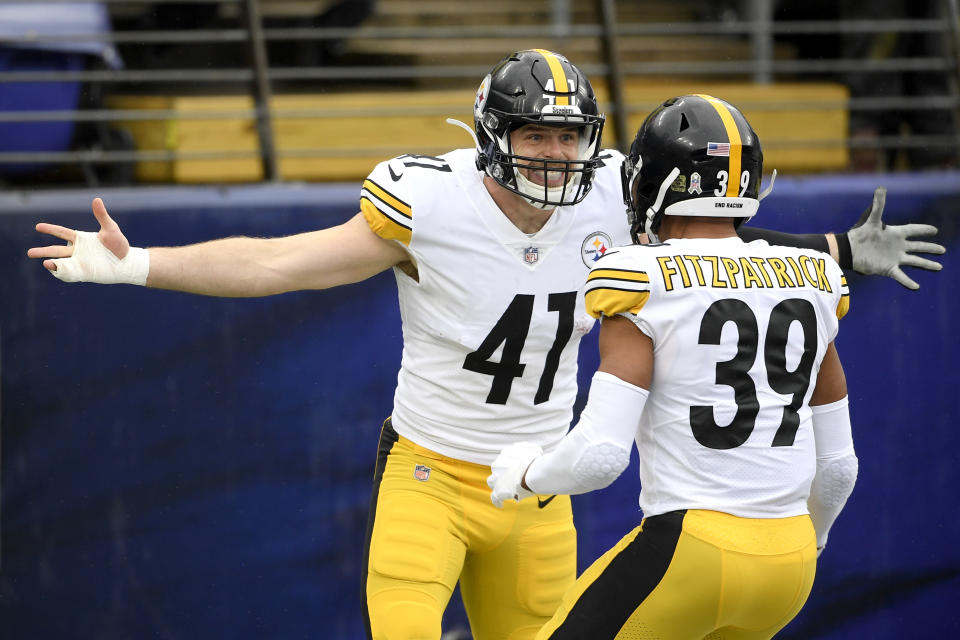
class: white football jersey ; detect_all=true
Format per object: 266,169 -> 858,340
360,148 -> 630,464
585,236 -> 849,518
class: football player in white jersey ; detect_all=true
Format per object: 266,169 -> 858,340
28,50 -> 942,640
489,94 -> 858,639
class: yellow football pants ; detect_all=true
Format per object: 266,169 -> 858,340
538,509 -> 818,640
363,419 -> 577,640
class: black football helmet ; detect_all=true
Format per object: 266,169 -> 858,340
474,49 -> 605,209
621,94 -> 763,242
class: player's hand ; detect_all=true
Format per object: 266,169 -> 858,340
27,197 -> 149,285
847,187 -> 945,290
487,442 -> 542,508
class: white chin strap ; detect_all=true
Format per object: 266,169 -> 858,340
515,171 -> 580,210
643,166 -> 680,243
759,168 -> 777,201
643,212 -> 660,244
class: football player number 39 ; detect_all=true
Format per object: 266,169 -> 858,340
714,170 -> 751,197
693,298 -> 817,450
463,292 -> 577,405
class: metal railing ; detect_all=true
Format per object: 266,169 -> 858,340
0,0 -> 957,185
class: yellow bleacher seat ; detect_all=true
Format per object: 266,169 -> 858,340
107,82 -> 848,183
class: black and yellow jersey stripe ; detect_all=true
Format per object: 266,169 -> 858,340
837,275 -> 850,319
361,178 -> 413,245
584,266 -> 652,319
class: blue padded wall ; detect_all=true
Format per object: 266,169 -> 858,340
0,173 -> 957,638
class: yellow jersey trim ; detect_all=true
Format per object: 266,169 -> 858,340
361,197 -> 412,246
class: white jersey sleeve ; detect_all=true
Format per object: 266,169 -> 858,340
586,236 -> 849,518
360,155 -> 430,247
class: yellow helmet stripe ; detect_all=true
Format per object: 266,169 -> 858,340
534,49 -> 570,105
697,94 -> 742,197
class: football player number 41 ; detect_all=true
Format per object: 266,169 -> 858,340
463,292 -> 577,406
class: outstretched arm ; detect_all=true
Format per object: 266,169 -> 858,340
27,197 -> 409,297
739,187 -> 945,290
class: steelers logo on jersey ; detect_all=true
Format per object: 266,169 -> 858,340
581,231 -> 613,267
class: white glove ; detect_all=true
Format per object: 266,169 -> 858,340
487,442 -> 542,508
848,186 -> 945,290
51,231 -> 149,285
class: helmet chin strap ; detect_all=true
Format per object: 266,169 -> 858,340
451,116 -> 587,209
644,213 -> 660,244
515,171 -> 578,210
643,166 -> 680,244
759,168 -> 778,201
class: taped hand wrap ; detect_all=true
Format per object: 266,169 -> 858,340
51,231 -> 149,285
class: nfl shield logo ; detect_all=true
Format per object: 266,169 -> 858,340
524,246 -> 539,264
413,464 -> 431,482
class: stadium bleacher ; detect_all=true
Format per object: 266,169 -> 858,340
5,0 -> 956,185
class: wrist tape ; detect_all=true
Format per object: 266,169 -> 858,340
51,231 -> 149,285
